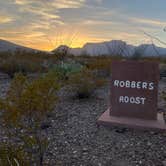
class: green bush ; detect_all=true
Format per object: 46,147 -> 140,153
48,62 -> 83,83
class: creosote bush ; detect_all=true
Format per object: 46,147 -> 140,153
86,57 -> 112,77
0,72 -> 60,165
68,68 -> 95,99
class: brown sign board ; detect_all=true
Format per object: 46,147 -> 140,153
110,60 -> 159,120
98,60 -> 166,131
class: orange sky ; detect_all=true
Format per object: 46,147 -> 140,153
0,0 -> 166,51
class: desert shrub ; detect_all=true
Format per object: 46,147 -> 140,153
49,62 -> 83,83
86,57 -> 112,77
162,91 -> 166,117
0,58 -> 43,78
68,68 -> 95,99
0,143 -> 29,166
94,78 -> 108,88
160,64 -> 166,79
0,73 -> 60,165
163,91 -> 166,101
0,50 -> 54,77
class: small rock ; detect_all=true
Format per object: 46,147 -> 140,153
73,151 -> 77,154
41,122 -> 52,129
82,148 -> 88,152
147,142 -> 152,146
163,161 -> 166,166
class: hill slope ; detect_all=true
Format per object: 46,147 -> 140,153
54,40 -> 166,57
0,39 -> 40,52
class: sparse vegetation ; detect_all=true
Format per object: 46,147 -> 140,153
0,47 -> 165,165
68,68 -> 95,99
0,143 -> 29,166
0,73 -> 60,165
86,57 -> 112,77
0,50 -> 59,77
48,62 -> 83,84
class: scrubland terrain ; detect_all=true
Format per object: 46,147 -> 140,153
0,51 -> 166,166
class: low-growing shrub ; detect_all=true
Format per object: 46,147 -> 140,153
0,59 -> 43,78
160,64 -> 166,79
48,62 -> 83,84
94,78 -> 108,88
68,68 -> 95,99
162,91 -> 166,101
0,143 -> 29,166
0,73 -> 60,165
86,57 -> 112,77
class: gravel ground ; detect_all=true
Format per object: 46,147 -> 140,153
0,75 -> 166,166
43,79 -> 166,166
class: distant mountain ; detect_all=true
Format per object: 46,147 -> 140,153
136,44 -> 166,57
54,40 -> 166,57
0,39 -> 41,53
1,39 -> 166,57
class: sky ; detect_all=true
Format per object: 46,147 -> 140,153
0,0 -> 166,51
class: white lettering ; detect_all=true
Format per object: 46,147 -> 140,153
140,97 -> 146,104
119,96 -> 124,103
114,80 -> 119,87
125,80 -> 130,88
135,97 -> 141,104
124,96 -> 129,103
142,82 -> 148,89
113,80 -> 155,91
131,81 -> 136,88
149,82 -> 154,90
119,81 -> 125,87
118,96 -> 146,105
136,82 -> 141,89
130,97 -> 135,104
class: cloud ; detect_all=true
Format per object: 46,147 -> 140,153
15,0 -> 86,9
82,20 -> 113,26
0,15 -> 14,24
51,0 -> 86,9
15,0 -> 29,5
93,0 -> 103,5
130,17 -> 166,27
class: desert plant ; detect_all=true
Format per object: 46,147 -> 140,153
86,57 -> 112,77
0,72 -> 60,165
94,78 -> 108,88
49,62 -> 83,83
0,50 -> 52,77
0,58 -> 43,78
0,143 -> 29,166
160,64 -> 166,79
68,68 -> 95,99
162,91 -> 166,101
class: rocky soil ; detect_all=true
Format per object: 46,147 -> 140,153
0,74 -> 166,166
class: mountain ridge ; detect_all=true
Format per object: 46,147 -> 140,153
0,38 -> 166,57
0,39 -> 43,53
54,40 -> 166,57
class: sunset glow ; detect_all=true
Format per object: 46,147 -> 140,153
0,0 -> 166,51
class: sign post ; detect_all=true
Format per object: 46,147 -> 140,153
98,60 -> 166,131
